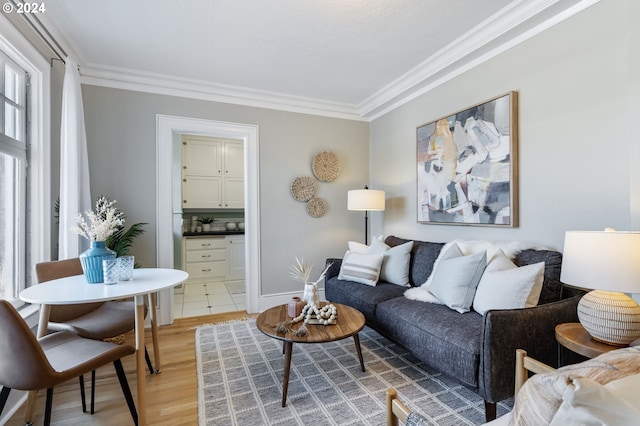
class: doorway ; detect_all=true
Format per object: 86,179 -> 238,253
156,115 -> 260,325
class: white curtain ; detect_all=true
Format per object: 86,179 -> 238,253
58,56 -> 91,259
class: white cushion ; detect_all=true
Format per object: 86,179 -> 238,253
428,251 -> 487,313
473,250 -> 545,315
337,251 -> 384,286
421,242 -> 465,288
348,238 -> 413,287
550,374 -> 640,426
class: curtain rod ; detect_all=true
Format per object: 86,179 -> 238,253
9,0 -> 67,65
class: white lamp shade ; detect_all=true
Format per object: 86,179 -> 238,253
347,189 -> 385,211
560,231 -> 640,293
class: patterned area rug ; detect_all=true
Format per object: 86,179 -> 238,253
195,319 -> 512,425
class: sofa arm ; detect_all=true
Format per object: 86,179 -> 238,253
325,258 -> 342,281
478,295 -> 581,403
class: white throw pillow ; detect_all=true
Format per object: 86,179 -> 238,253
473,250 -> 545,315
421,242 -> 465,288
428,251 -> 487,313
550,374 -> 640,426
337,251 -> 384,287
348,238 -> 413,287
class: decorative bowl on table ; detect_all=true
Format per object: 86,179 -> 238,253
225,222 -> 237,231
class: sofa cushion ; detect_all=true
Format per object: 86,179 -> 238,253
385,236 -> 445,286
349,239 -> 413,287
337,251 -> 384,286
325,276 -> 406,324
514,249 -> 563,304
376,297 -> 483,388
428,251 -> 487,313
473,250 -> 545,315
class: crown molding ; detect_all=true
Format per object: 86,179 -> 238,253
79,64 -> 366,121
360,0 -> 602,120
37,0 -> 600,122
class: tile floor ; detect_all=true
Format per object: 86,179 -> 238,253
173,280 -> 246,318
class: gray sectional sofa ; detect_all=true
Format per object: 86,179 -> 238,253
325,236 -> 584,422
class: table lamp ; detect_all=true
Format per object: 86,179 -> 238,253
347,186 -> 385,245
560,229 -> 640,346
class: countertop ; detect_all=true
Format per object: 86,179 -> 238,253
183,231 -> 245,237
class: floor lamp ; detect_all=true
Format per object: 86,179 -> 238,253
347,186 -> 385,245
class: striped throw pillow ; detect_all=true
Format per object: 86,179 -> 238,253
338,251 -> 384,286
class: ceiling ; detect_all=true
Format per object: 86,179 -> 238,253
38,0 -> 597,120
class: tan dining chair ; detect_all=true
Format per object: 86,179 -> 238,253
34,258 -> 154,414
0,300 -> 138,425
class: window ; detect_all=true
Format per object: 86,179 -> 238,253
0,15 -> 51,309
0,51 -> 28,304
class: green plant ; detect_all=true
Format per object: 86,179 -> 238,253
107,222 -> 146,260
199,215 -> 214,224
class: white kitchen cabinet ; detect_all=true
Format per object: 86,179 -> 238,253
227,235 -> 245,279
221,141 -> 244,208
182,235 -> 245,282
182,237 -> 227,282
182,138 -> 222,176
224,141 -> 244,178
181,176 -> 222,209
181,136 -> 244,209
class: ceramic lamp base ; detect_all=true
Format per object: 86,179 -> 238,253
578,290 -> 640,346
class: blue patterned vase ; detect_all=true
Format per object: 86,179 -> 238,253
79,241 -> 116,283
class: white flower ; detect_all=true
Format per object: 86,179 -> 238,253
70,196 -> 125,242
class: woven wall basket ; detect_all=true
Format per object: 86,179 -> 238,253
312,151 -> 340,182
306,197 -> 327,218
291,176 -> 316,202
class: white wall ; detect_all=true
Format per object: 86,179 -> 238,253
80,86 -> 369,295
370,0 -> 637,250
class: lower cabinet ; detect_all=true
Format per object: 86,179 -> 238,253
183,235 -> 245,282
227,235 -> 245,279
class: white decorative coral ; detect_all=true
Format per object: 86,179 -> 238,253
70,196 -> 125,242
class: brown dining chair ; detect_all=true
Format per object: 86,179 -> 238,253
0,300 -> 138,425
34,258 -> 154,414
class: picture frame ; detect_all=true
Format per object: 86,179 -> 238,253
416,91 -> 518,226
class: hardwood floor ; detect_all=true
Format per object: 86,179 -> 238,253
6,311 -> 255,425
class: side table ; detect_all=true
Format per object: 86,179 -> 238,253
555,322 -> 639,366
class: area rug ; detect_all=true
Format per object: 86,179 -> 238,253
195,319 -> 512,425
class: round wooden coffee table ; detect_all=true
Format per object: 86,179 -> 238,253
256,302 -> 366,407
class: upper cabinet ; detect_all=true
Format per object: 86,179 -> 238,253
182,136 -> 244,209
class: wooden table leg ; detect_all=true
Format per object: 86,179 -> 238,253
23,389 -> 37,425
353,334 -> 365,372
135,295 -> 147,425
282,341 -> 293,407
148,293 -> 161,373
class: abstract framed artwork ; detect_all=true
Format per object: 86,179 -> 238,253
416,91 -> 518,226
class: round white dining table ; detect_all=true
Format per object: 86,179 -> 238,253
20,268 -> 188,425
